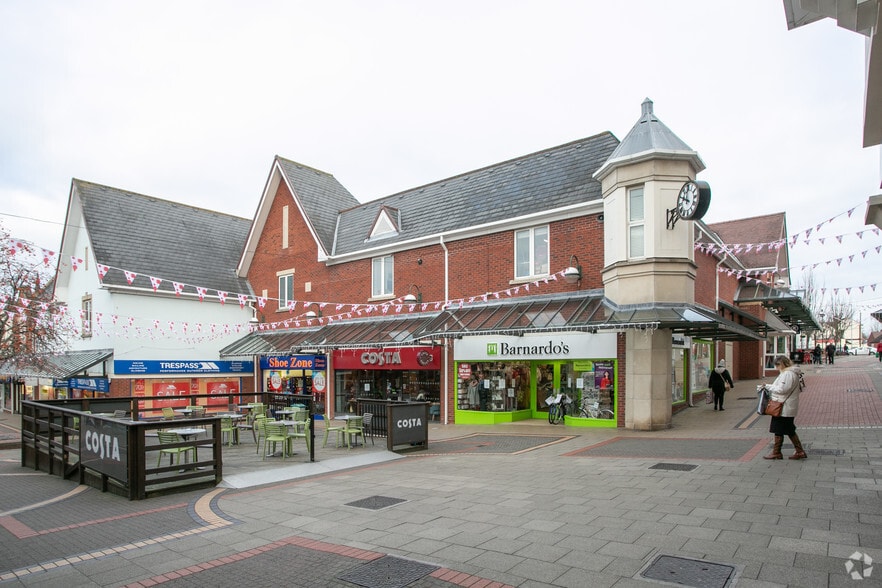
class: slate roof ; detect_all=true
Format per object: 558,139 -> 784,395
73,180 -> 252,295
329,132 -> 620,256
275,157 -> 360,254
0,348 -> 112,378
704,212 -> 788,272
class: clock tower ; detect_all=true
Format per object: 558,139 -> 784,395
593,98 -> 708,430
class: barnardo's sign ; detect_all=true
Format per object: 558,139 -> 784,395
454,333 -> 616,361
80,415 -> 128,481
114,360 -> 253,375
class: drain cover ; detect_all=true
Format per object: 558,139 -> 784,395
649,463 -> 698,471
338,555 -> 438,588
641,555 -> 735,588
806,448 -> 844,456
345,495 -> 406,510
847,388 -> 874,393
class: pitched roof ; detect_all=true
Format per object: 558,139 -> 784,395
73,180 -> 252,295
331,132 -> 619,256
705,212 -> 788,272
275,157 -> 360,254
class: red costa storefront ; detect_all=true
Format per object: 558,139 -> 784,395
332,347 -> 441,414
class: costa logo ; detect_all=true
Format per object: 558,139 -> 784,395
360,351 -> 402,366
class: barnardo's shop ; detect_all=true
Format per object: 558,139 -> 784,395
453,333 -> 618,426
113,359 -> 254,411
332,347 -> 441,413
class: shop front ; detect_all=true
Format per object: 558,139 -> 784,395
453,332 -> 618,426
114,359 -> 254,417
258,354 -> 327,412
332,346 -> 441,415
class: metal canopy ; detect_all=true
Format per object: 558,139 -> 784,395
0,349 -> 113,379
221,291 -> 767,356
735,282 -> 819,334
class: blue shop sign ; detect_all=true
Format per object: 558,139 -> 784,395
260,355 -> 325,370
53,378 -> 110,392
114,360 -> 253,375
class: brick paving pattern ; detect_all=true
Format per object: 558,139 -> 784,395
0,355 -> 878,587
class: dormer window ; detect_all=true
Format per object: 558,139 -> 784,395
368,206 -> 399,241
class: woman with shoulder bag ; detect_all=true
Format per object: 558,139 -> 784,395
761,355 -> 806,460
708,360 -> 734,411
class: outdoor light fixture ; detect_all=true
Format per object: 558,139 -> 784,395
304,302 -> 322,318
247,301 -> 259,324
403,284 -> 423,303
563,255 -> 582,285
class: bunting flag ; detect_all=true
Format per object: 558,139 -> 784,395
196,286 -> 207,301
149,276 -> 162,292
173,281 -> 185,296
97,264 -> 109,280
216,291 -> 228,304
124,270 -> 137,284
70,256 -> 83,271
237,294 -> 249,308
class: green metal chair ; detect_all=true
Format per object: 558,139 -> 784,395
157,431 -> 196,466
162,407 -> 177,420
322,413 -> 345,448
253,415 -> 270,454
262,422 -> 292,460
287,418 -> 311,453
220,416 -> 238,446
343,416 -> 364,449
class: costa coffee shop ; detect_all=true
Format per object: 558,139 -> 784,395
332,346 -> 441,412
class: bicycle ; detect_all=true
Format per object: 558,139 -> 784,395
579,394 -> 614,419
546,393 -> 571,424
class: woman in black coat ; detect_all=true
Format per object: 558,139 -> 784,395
708,359 -> 734,411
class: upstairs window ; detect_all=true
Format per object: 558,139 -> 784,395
81,295 -> 92,338
628,186 -> 645,259
278,272 -> 294,310
515,225 -> 549,279
372,255 -> 394,297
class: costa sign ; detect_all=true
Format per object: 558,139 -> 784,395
333,347 -> 440,370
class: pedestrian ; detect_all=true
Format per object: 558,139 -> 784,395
762,355 -> 807,460
876,341 -> 882,362
708,359 -> 734,411
825,342 -> 836,365
812,344 -> 822,365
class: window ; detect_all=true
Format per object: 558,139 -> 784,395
81,295 -> 92,338
514,225 -> 549,279
372,255 -> 394,297
628,187 -> 644,259
278,273 -> 294,309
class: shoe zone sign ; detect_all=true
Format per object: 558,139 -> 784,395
80,415 -> 128,481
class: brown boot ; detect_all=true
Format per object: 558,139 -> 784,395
788,434 -> 807,460
763,436 -> 783,460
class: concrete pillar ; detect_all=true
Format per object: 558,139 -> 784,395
625,328 -> 673,430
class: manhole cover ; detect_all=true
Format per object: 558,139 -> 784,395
847,388 -> 874,393
737,396 -> 756,400
338,555 -> 438,588
345,495 -> 406,510
649,463 -> 698,471
641,555 -> 735,588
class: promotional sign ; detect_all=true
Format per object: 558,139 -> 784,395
114,360 -> 252,375
311,371 -> 327,394
151,381 -> 191,407
53,378 -> 110,393
387,402 -> 428,447
333,347 -> 440,370
594,361 -> 614,389
206,380 -> 238,407
80,415 -> 128,481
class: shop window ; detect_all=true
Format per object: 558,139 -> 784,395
764,335 -> 789,369
458,362 -> 531,411
81,295 -> 92,338
514,225 -> 549,279
278,273 -> 294,310
372,255 -> 394,297
628,186 -> 644,259
690,340 -> 711,394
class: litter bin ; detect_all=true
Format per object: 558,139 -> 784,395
789,350 -> 804,364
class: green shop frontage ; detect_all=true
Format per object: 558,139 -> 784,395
452,332 -> 619,427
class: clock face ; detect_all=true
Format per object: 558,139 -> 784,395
676,180 -> 711,221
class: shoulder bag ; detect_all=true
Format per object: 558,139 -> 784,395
761,373 -> 798,417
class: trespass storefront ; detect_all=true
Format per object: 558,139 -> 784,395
453,332 -> 618,427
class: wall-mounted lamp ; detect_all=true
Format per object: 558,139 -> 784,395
403,284 -> 423,303
304,302 -> 322,318
247,301 -> 259,325
563,255 -> 582,285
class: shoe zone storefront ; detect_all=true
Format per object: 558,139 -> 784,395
453,332 -> 618,427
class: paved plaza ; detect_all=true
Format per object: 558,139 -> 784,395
0,355 -> 880,587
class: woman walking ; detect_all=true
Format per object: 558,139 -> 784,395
762,355 -> 807,460
708,360 -> 734,411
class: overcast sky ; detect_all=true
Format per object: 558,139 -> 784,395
2,1 -> 881,329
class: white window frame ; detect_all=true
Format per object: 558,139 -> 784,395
278,272 -> 294,310
514,225 -> 550,279
628,186 -> 645,259
372,255 -> 394,298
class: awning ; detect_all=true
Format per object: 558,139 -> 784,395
221,292 -> 763,354
735,282 -> 819,333
0,349 -> 113,379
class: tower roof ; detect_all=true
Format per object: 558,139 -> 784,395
594,98 -> 705,180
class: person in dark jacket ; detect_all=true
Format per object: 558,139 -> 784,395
708,359 -> 734,411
